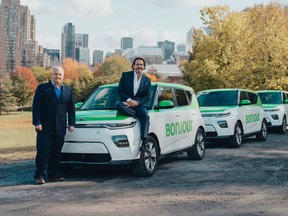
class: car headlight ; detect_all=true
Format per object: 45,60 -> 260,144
202,112 -> 231,118
264,109 -> 280,112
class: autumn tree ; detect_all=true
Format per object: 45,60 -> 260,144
0,74 -> 17,114
31,67 -> 51,83
96,55 -> 131,84
182,3 -> 288,92
12,67 -> 39,110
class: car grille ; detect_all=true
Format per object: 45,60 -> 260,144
206,132 -> 218,137
61,153 -> 111,163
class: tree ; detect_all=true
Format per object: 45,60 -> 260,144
182,3 -> 288,92
0,74 -> 17,114
96,55 -> 131,83
12,67 -> 38,111
31,67 -> 51,84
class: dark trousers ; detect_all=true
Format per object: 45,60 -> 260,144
34,132 -> 65,179
116,102 -> 149,140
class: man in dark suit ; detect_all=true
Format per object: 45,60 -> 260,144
32,66 -> 75,184
116,57 -> 151,152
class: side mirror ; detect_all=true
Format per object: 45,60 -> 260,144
75,102 -> 83,109
158,100 -> 174,109
284,99 -> 288,104
239,99 -> 251,106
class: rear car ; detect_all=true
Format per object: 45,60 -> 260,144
197,89 -> 267,147
61,82 -> 206,177
257,90 -> 288,134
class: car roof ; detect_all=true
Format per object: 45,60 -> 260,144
257,90 -> 287,93
197,88 -> 256,94
99,82 -> 194,91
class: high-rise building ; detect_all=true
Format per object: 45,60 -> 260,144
44,48 -> 60,66
93,50 -> 104,65
157,40 -> 175,61
121,37 -> 133,49
75,33 -> 90,65
0,0 -> 37,75
61,23 -> 75,60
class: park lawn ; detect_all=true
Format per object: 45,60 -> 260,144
0,112 -> 36,162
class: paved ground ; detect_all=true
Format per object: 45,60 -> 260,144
1,131 -> 288,216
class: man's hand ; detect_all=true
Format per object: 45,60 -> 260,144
68,126 -> 75,132
35,125 -> 42,131
128,99 -> 139,107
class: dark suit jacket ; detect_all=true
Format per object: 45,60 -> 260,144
32,81 -> 75,136
117,71 -> 151,107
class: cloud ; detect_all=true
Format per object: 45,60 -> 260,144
21,0 -> 58,15
62,0 -> 113,18
143,0 -> 219,8
37,35 -> 61,50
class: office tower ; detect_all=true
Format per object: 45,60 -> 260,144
75,33 -> 90,65
0,0 -> 36,75
121,37 -> 133,49
61,23 -> 75,60
92,50 -> 104,65
157,40 -> 175,61
44,48 -> 60,66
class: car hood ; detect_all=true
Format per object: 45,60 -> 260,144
75,110 -> 131,122
200,106 -> 235,113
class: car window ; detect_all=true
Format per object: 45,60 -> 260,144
80,86 -> 155,110
197,90 -> 238,106
240,91 -> 248,101
247,92 -> 258,104
258,92 -> 282,104
175,89 -> 189,106
157,87 -> 174,105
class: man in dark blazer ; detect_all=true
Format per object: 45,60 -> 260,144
32,66 -> 75,184
116,57 -> 151,152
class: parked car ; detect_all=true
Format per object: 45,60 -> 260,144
257,90 -> 288,134
61,82 -> 206,177
197,88 -> 267,147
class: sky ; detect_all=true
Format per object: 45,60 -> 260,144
20,0 -> 281,55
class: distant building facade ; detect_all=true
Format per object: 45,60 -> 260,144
92,50 -> 104,65
61,23 -> 75,61
75,33 -> 90,65
0,0 -> 39,75
135,46 -> 162,64
121,37 -> 133,49
44,48 -> 60,66
157,40 -> 175,61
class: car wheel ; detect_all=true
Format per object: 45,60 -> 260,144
256,120 -> 268,141
133,136 -> 159,177
229,122 -> 243,148
277,117 -> 287,134
187,128 -> 206,160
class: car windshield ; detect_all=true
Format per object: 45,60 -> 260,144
79,86 -> 155,110
258,92 -> 282,104
197,90 -> 238,106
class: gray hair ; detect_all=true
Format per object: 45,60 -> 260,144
52,66 -> 64,75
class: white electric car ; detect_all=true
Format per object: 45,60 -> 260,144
61,82 -> 206,177
197,89 -> 267,148
257,90 -> 288,134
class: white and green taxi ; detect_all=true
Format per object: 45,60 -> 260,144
196,89 -> 267,147
257,90 -> 288,134
61,82 -> 206,177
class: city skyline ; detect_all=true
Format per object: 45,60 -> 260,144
21,0 -> 278,54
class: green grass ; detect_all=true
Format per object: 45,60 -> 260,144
0,112 -> 36,161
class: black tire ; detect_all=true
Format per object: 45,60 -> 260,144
133,136 -> 159,177
187,128 -> 206,160
229,122 -> 243,148
277,117 -> 287,134
256,120 -> 267,141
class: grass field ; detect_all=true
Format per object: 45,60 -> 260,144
0,112 -> 36,162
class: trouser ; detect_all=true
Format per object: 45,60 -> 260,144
34,132 -> 65,179
116,102 -> 149,140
